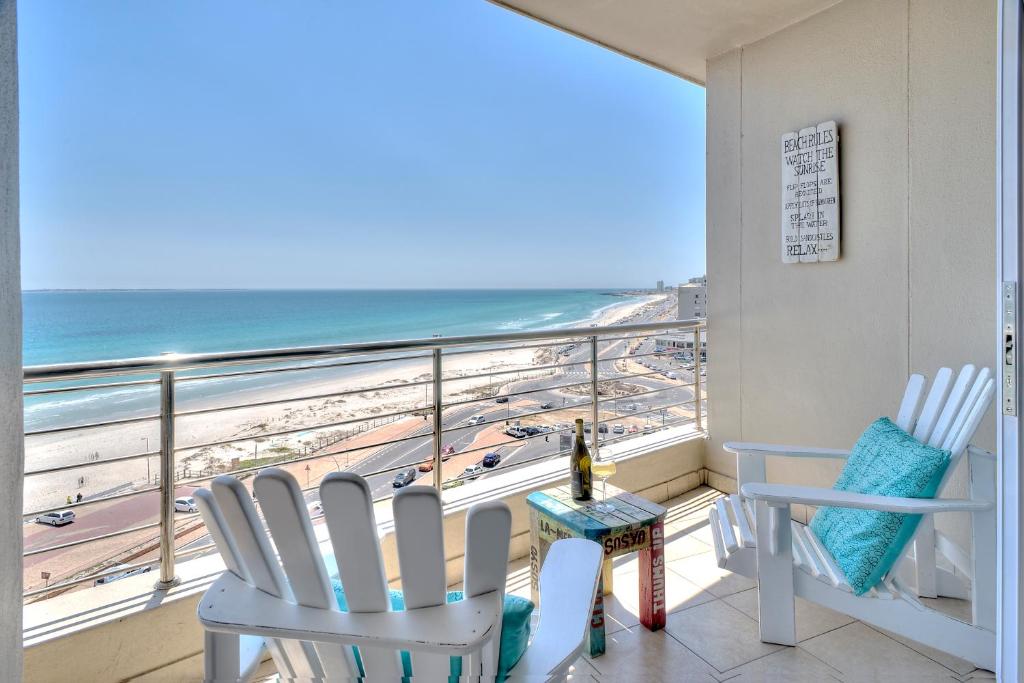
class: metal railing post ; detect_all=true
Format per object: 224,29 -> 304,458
432,348 -> 444,491
156,369 -> 180,589
694,326 -> 703,433
590,335 -> 600,458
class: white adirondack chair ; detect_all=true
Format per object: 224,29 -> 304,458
194,469 -> 602,682
709,365 -> 997,670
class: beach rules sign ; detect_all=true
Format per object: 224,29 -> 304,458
781,121 -> 839,263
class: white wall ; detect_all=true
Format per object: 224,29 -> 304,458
705,0 -> 996,538
0,0 -> 21,680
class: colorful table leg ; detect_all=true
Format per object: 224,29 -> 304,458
638,516 -> 667,630
588,571 -> 606,656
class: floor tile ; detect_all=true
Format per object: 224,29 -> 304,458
669,551 -> 756,598
590,624 -> 718,682
716,646 -> 843,682
868,625 -> 979,677
723,588 -> 854,643
665,598 -> 784,672
800,622 -> 958,679
605,566 -> 718,626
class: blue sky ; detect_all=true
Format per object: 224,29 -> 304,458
18,1 -> 705,290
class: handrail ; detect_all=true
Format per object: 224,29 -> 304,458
23,319 -> 699,382
21,318 -> 705,599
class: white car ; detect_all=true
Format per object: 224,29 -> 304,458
37,510 -> 75,526
174,496 -> 199,513
307,500 -> 324,516
467,415 -> 486,426
463,464 -> 484,480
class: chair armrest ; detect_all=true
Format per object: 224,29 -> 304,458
724,442 -> 851,459
198,572 -> 501,655
511,538 -> 603,679
740,482 -> 993,514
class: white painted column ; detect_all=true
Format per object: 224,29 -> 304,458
0,1 -> 21,681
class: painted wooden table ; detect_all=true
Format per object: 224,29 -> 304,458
527,484 -> 667,657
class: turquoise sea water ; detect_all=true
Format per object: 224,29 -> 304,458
23,289 -> 636,429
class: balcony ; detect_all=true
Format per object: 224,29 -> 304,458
22,319 -> 709,680
18,319 -> 994,681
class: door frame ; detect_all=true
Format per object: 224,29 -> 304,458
997,1 -> 1022,679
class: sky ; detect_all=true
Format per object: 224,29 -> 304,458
18,1 -> 706,290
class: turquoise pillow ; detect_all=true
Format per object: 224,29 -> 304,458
808,417 -> 951,595
330,580 -> 533,680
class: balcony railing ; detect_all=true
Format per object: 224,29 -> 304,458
21,319 -> 705,599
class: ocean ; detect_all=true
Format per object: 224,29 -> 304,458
23,289 -> 639,430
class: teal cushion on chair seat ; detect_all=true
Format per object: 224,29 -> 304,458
330,578 -> 533,680
808,417 -> 951,595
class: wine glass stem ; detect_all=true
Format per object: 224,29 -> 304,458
603,477 -> 608,503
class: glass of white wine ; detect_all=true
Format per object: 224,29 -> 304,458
591,457 -> 617,513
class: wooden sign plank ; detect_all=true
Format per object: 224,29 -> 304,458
815,121 -> 840,261
796,126 -> 820,263
781,131 -> 801,264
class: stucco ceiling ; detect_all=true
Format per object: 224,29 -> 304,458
488,0 -> 842,85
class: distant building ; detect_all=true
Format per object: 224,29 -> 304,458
654,332 -> 706,358
656,280 -> 664,293
688,275 -> 707,286
678,282 -> 706,319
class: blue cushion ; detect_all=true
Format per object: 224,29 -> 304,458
808,417 -> 951,595
330,579 -> 533,680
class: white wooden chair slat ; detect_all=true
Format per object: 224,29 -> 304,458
730,495 -> 756,548
912,367 -> 954,443
508,539 -> 603,678
464,501 -> 513,679
320,473 -> 404,678
895,373 -> 927,432
209,476 -> 321,680
803,524 -> 852,592
715,498 -> 739,553
791,522 -> 824,580
942,368 -> 990,452
708,508 -> 729,569
195,489 -> 278,678
254,471 -> 355,679
947,377 -> 995,456
928,365 -> 976,447
786,524 -> 811,577
392,486 -> 452,680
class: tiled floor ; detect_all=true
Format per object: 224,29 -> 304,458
498,487 -> 995,682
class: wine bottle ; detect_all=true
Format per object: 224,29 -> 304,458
570,418 -> 592,501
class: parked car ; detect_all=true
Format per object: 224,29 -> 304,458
523,426 -> 543,436
482,452 -> 502,467
540,401 -> 554,409
94,564 -> 152,586
643,423 -> 655,434
463,464 -> 484,480
37,510 -> 75,526
418,458 -> 434,473
392,469 -> 416,488
628,425 -> 639,433
612,424 -> 625,434
505,427 -> 527,438
307,500 -> 324,516
598,424 -> 608,434
467,415 -> 486,426
583,422 -> 592,433
665,372 -> 679,380
174,496 -> 199,513
495,396 -> 509,404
